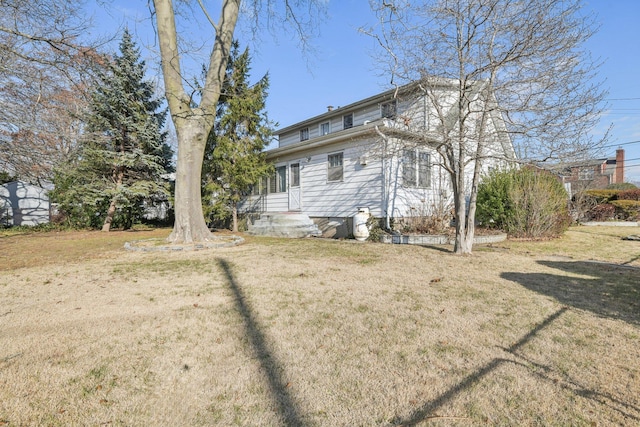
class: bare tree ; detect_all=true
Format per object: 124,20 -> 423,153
151,0 -> 326,244
363,0 -> 607,254
0,0 -> 99,184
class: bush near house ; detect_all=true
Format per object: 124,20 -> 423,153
477,167 -> 570,239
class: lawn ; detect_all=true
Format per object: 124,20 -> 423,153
0,226 -> 638,426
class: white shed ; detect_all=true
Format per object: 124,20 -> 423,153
0,181 -> 51,226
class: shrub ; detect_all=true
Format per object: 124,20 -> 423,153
606,182 -> 637,190
611,200 -> 640,221
477,167 -> 570,239
584,189 -> 619,203
588,203 -> 616,221
618,189 -> 640,201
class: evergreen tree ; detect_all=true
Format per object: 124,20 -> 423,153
52,30 -> 173,231
202,42 -> 274,232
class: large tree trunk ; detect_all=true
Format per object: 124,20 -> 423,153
167,117 -> 212,243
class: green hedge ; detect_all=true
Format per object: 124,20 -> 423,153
477,167 -> 570,238
611,200 -> 640,221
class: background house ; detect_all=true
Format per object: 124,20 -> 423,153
0,181 -> 51,227
241,83 -> 516,237
553,149 -> 625,196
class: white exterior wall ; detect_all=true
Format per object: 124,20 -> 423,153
241,138 -> 384,218
0,181 -> 50,226
382,142 -> 452,221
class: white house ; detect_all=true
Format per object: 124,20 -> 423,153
242,82 -> 516,237
0,181 -> 51,227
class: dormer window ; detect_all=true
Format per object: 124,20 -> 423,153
381,100 -> 397,118
300,127 -> 309,141
343,113 -> 353,130
320,121 -> 330,136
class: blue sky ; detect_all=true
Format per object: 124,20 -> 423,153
95,0 -> 640,183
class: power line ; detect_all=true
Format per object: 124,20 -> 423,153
602,140 -> 640,149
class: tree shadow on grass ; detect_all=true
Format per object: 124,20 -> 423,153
391,307 -> 640,425
501,260 -> 640,326
216,258 -> 305,426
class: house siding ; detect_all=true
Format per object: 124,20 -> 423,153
242,138 -> 384,218
0,181 -> 50,226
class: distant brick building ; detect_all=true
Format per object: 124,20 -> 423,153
553,149 -> 625,196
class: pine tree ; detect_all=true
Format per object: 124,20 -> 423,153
52,29 -> 173,231
202,42 -> 274,232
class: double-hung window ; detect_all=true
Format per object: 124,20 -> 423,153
403,149 -> 431,188
578,168 -> 595,181
320,121 -> 330,136
343,114 -> 353,130
300,127 -> 309,141
381,100 -> 397,118
327,152 -> 344,182
269,166 -> 287,193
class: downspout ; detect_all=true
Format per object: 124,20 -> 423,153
375,124 -> 391,230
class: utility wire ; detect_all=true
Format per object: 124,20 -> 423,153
602,140 -> 640,149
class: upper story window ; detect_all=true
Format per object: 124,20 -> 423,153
403,149 -> 431,188
328,152 -> 344,182
381,100 -> 397,118
300,127 -> 309,141
578,167 -> 595,181
320,121 -> 330,136
343,113 -> 353,130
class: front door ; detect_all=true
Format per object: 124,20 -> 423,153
288,162 -> 301,211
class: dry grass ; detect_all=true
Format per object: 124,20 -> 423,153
0,226 -> 638,426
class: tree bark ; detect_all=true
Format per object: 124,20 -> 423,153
168,117 -> 213,243
102,170 -> 124,232
231,204 -> 238,232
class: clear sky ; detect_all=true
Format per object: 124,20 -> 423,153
94,0 -> 640,183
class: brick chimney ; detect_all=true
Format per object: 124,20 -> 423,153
615,148 -> 624,183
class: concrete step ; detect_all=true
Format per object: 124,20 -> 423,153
248,212 -> 321,238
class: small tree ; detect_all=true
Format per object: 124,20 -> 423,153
202,42 -> 274,232
52,30 -> 173,231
